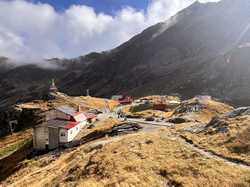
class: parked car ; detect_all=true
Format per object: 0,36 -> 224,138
88,109 -> 102,114
145,117 -> 155,121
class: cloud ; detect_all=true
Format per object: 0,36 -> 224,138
0,0 -> 221,61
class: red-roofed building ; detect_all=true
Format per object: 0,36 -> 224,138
118,96 -> 133,105
33,105 -> 90,150
64,121 -> 79,130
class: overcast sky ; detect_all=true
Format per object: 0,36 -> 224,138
0,0 -> 220,60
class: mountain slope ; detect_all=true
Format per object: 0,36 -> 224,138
1,0 -> 250,110
62,0 -> 250,105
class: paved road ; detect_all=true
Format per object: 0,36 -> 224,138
126,118 -> 173,127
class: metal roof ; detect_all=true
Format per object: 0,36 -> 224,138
56,105 -> 77,116
48,119 -> 68,128
84,113 -> 97,119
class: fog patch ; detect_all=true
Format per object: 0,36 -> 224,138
6,57 -> 65,70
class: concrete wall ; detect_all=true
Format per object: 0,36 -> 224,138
48,127 -> 59,150
33,125 -> 48,150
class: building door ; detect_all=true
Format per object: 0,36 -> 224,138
48,127 -> 59,150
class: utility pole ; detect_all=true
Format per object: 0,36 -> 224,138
104,99 -> 111,113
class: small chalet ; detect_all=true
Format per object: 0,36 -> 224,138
33,105 -> 96,150
112,95 -> 133,105
118,96 -> 133,105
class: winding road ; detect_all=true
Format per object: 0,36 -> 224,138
97,105 -> 250,171
127,118 -> 250,170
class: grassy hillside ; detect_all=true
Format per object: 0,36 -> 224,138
1,130 -> 250,187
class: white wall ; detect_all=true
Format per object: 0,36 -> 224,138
59,121 -> 87,143
59,128 -> 68,143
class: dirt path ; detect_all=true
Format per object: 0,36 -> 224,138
110,109 -> 250,170
179,135 -> 250,170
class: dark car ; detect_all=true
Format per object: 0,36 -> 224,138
145,117 -> 155,121
88,109 -> 102,114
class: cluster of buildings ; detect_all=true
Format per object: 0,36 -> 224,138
33,80 -> 98,151
33,105 -> 96,150
33,82 -> 182,151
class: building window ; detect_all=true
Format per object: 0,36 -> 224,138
76,127 -> 78,130
70,130 -> 73,134
60,132 -> 66,136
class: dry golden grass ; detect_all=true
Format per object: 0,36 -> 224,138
182,115 -> 250,165
79,131 -> 250,187
90,118 -> 121,131
0,128 -> 32,149
77,96 -> 118,110
4,96 -> 249,186
142,95 -> 180,103
136,110 -> 174,118
74,118 -> 121,141
17,93 -> 119,112
120,105 -> 131,113
2,130 -> 250,187
200,98 -> 233,115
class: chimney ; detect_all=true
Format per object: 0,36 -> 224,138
77,105 -> 81,113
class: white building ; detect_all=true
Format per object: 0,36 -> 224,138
33,106 -> 89,150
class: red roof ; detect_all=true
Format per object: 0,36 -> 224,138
118,97 -> 133,104
73,113 -> 87,122
64,121 -> 79,129
84,113 -> 96,119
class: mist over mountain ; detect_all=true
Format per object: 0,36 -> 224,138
1,0 -> 250,110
